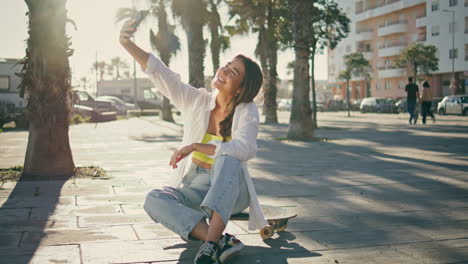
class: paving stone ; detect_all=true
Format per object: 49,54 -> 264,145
76,194 -> 145,206
0,244 -> 80,264
0,196 -> 74,208
20,225 -> 137,247
80,239 -> 196,264
78,214 -> 153,228
393,239 -> 468,264
303,226 -> 433,249
0,232 -> 22,248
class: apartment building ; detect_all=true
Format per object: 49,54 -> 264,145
328,0 -> 468,100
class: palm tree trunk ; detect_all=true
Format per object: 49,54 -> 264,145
287,0 -> 314,140
22,0 -> 75,177
264,1 -> 278,124
187,0 -> 205,88
256,29 -> 268,116
157,0 -> 174,122
208,0 -> 221,76
310,46 -> 318,128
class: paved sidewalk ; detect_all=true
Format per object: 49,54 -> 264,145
1,112 -> 468,264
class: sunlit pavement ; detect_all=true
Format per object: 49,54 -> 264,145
1,111 -> 467,264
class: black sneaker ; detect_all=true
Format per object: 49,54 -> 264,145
217,233 -> 244,263
194,241 -> 219,264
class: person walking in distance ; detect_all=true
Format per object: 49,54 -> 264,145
405,77 -> 419,124
119,19 -> 267,264
420,81 -> 436,124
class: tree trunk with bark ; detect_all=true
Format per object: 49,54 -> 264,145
310,48 -> 318,128
21,0 -> 75,176
187,0 -> 205,88
264,1 -> 278,123
287,0 -> 314,140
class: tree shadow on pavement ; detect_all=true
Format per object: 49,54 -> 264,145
252,119 -> 468,262
0,174 -> 71,264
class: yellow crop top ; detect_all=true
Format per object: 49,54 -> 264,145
192,133 -> 231,165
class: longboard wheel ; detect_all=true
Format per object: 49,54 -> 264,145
260,226 -> 274,240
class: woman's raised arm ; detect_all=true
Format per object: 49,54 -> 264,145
119,20 -> 149,71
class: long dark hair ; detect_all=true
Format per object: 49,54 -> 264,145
219,55 -> 263,142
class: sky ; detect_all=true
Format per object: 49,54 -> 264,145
0,0 -> 327,91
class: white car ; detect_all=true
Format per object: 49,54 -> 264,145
437,95 -> 468,116
97,96 -> 140,115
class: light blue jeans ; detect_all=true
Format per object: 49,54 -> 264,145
143,155 -> 250,240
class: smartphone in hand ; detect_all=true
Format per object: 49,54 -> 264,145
134,11 -> 145,28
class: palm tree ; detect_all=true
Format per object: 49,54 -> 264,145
149,0 -> 181,122
18,0 -> 75,176
92,61 -> 107,80
226,0 -> 280,123
110,57 -> 128,79
172,0 -> 207,88
207,0 -> 230,77
287,0 -> 314,140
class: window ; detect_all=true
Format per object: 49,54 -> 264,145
385,81 -> 392,90
0,76 -> 9,91
465,44 -> 468,60
376,82 -> 382,90
346,44 -> 352,53
449,0 -> 457,6
450,48 -> 458,59
466,0 -> 468,7
399,81 -> 406,89
465,17 -> 468,33
432,25 -> 440,36
431,0 -> 439,11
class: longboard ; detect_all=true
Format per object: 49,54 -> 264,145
230,205 -> 297,240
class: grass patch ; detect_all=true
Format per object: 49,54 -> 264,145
0,165 -> 109,182
0,166 -> 23,182
70,114 -> 91,125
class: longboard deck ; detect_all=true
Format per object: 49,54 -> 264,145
231,204 -> 297,221
230,205 -> 297,239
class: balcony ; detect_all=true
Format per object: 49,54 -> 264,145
356,30 -> 374,41
378,44 -> 406,57
356,0 -> 425,22
378,67 -> 405,78
378,21 -> 407,37
416,15 -> 427,28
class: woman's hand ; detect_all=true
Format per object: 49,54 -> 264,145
169,144 -> 195,169
119,19 -> 137,46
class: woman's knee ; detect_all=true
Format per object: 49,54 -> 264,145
143,188 -> 176,213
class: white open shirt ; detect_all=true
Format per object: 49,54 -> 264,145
144,53 -> 267,230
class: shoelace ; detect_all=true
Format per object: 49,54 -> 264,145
197,242 -> 216,257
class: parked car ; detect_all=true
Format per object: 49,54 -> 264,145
360,97 -> 396,113
72,91 -> 117,122
431,97 -> 442,113
97,96 -> 140,115
277,99 -> 291,111
395,98 -> 407,113
437,95 -> 468,116
327,99 -> 346,111
0,98 -> 28,129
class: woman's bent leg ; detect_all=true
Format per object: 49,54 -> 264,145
200,155 -> 250,238
144,186 -> 206,241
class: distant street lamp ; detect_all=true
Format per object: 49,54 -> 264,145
442,9 -> 456,95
